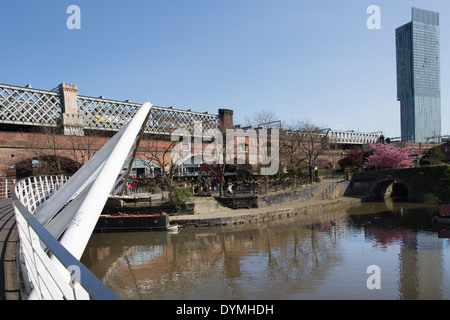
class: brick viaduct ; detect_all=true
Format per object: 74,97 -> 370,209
0,114 -> 235,179
0,82 -> 243,179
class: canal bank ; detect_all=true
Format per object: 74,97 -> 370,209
170,197 -> 362,228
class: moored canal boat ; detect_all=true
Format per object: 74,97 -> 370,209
432,204 -> 450,225
94,212 -> 178,232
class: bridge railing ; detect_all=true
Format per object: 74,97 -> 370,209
77,94 -> 220,135
11,176 -> 119,300
0,82 -> 220,136
326,130 -> 380,145
0,83 -> 62,127
0,177 -> 16,199
14,176 -> 70,214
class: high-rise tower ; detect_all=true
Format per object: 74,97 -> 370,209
396,7 -> 441,143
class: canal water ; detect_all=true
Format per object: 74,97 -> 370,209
81,200 -> 450,300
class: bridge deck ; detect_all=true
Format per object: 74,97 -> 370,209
0,198 -> 20,300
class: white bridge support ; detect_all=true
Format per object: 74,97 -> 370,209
13,102 -> 153,300
57,102 -> 152,258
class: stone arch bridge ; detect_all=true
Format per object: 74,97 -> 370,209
345,166 -> 449,202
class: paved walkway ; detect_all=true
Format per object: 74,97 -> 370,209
0,198 -> 20,300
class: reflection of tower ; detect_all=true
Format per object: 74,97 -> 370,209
398,232 -> 443,299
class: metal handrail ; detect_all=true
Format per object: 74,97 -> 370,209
14,176 -> 69,214
12,180 -> 119,300
0,177 -> 16,199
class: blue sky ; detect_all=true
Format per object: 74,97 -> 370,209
1,0 -> 449,138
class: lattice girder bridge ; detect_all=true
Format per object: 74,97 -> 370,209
0,82 -> 220,137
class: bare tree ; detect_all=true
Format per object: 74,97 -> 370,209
67,130 -> 106,166
243,110 -> 282,193
280,122 -> 306,187
280,120 -> 327,184
244,110 -> 328,185
338,146 -> 363,169
297,122 -> 327,183
28,126 -> 81,176
244,109 -> 278,128
141,137 -> 179,202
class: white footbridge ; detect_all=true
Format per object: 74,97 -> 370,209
11,102 -> 154,300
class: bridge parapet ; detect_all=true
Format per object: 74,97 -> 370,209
12,176 -> 119,300
236,127 -> 380,152
0,82 -> 220,136
326,129 -> 380,145
347,169 -> 396,182
0,83 -> 62,127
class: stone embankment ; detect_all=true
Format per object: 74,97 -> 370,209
171,180 -> 361,228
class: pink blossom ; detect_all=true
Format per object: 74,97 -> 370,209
314,155 -> 331,168
364,143 -> 417,169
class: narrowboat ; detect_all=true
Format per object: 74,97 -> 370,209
432,204 -> 450,225
94,212 -> 178,232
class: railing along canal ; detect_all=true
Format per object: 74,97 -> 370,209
12,176 -> 119,300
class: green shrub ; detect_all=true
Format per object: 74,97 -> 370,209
170,186 -> 193,210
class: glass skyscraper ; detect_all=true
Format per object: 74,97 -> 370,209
396,7 -> 441,143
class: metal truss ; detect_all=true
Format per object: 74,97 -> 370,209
78,95 -> 220,135
77,95 -> 139,131
0,83 -> 220,135
326,129 -> 380,145
0,83 -> 62,127
146,106 -> 220,136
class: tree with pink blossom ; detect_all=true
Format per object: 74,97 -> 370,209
314,155 -> 332,169
364,143 -> 417,169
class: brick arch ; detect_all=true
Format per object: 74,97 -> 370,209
0,131 -> 109,177
371,178 -> 409,199
6,155 -> 82,179
1,147 -> 36,176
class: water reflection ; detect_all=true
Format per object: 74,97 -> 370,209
81,200 -> 450,300
347,201 -> 448,300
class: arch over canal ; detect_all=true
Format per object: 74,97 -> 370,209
345,166 -> 450,202
372,179 -> 409,200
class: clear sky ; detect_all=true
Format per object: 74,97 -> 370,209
1,0 -> 449,138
